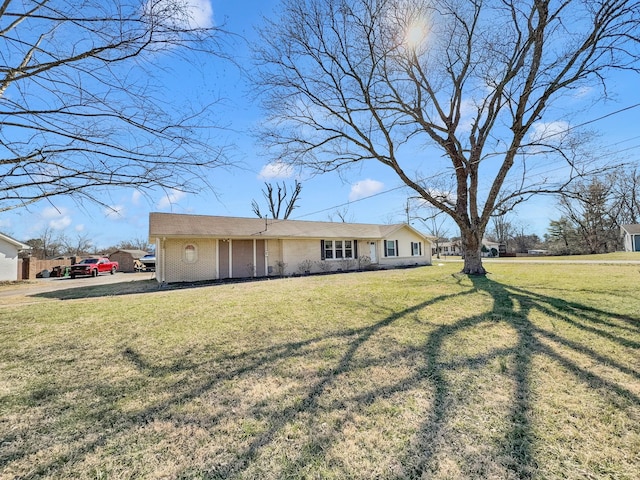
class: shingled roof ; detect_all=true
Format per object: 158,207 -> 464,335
149,213 -> 425,240
621,224 -> 640,235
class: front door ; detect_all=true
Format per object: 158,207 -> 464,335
369,242 -> 377,263
634,234 -> 640,252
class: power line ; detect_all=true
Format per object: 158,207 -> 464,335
287,102 -> 640,222
292,183 -> 408,221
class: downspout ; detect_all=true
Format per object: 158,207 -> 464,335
265,241 -> 269,276
228,240 -> 233,278
161,237 -> 166,283
253,239 -> 257,277
215,239 -> 219,279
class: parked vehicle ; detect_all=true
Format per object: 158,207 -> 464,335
69,258 -> 118,278
140,254 -> 156,271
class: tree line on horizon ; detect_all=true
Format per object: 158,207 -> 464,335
23,165 -> 638,261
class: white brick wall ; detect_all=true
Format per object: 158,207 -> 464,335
163,239 -> 217,283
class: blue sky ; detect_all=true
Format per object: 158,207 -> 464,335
2,0 -> 640,249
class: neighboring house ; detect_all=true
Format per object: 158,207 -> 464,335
435,239 -> 502,257
109,249 -> 149,273
149,213 -> 433,284
436,240 -> 462,256
0,232 -> 31,282
621,224 -> 640,252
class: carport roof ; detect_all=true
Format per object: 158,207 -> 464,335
149,212 -> 429,241
110,249 -> 149,258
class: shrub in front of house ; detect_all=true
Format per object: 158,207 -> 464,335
297,259 -> 314,274
315,260 -> 333,273
357,255 -> 372,270
274,260 -> 287,276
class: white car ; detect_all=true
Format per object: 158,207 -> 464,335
140,254 -> 156,271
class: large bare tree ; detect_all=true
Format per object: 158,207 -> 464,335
255,0 -> 640,274
1,0 -> 229,213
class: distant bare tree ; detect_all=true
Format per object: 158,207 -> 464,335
1,0 -> 231,213
118,238 -> 153,252
611,167 -> 640,225
255,0 -> 640,274
557,178 -> 621,253
512,226 -> 541,254
489,215 -> 515,252
328,206 -> 354,223
25,227 -> 64,259
545,217 -> 580,255
407,197 -> 449,259
252,181 -> 302,219
62,233 -> 94,257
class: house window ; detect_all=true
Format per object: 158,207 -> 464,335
324,240 -> 333,259
321,239 -> 356,260
385,240 -> 398,257
344,240 -> 353,258
411,242 -> 422,256
184,243 -> 197,263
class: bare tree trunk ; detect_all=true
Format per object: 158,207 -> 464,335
461,229 -> 487,275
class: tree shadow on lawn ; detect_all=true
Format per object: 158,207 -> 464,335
3,277 -> 639,478
399,275 -> 639,479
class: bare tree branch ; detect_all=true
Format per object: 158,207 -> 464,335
0,0 -> 233,212
251,180 -> 303,219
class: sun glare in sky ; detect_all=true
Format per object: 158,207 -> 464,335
404,16 -> 430,50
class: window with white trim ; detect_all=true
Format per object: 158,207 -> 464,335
384,240 -> 398,257
411,241 -> 422,256
321,240 -> 356,260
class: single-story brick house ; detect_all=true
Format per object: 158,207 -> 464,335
621,224 -> 640,252
149,213 -> 433,283
0,232 -> 31,282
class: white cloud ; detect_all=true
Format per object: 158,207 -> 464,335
529,121 -> 570,143
104,205 -> 125,220
457,98 -> 477,133
349,179 -> 385,201
574,86 -> 593,98
144,0 -> 214,30
131,190 -> 142,205
258,162 -> 294,180
75,224 -> 85,232
41,206 -> 66,219
41,206 -> 72,230
157,189 -> 187,209
49,215 -> 72,230
185,0 -> 213,29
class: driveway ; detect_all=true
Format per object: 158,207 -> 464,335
0,271 -> 156,299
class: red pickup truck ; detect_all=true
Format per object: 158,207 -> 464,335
69,258 -> 118,278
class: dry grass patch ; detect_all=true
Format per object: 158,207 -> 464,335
0,263 -> 638,479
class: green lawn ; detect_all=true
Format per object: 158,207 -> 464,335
1,263 -> 638,479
